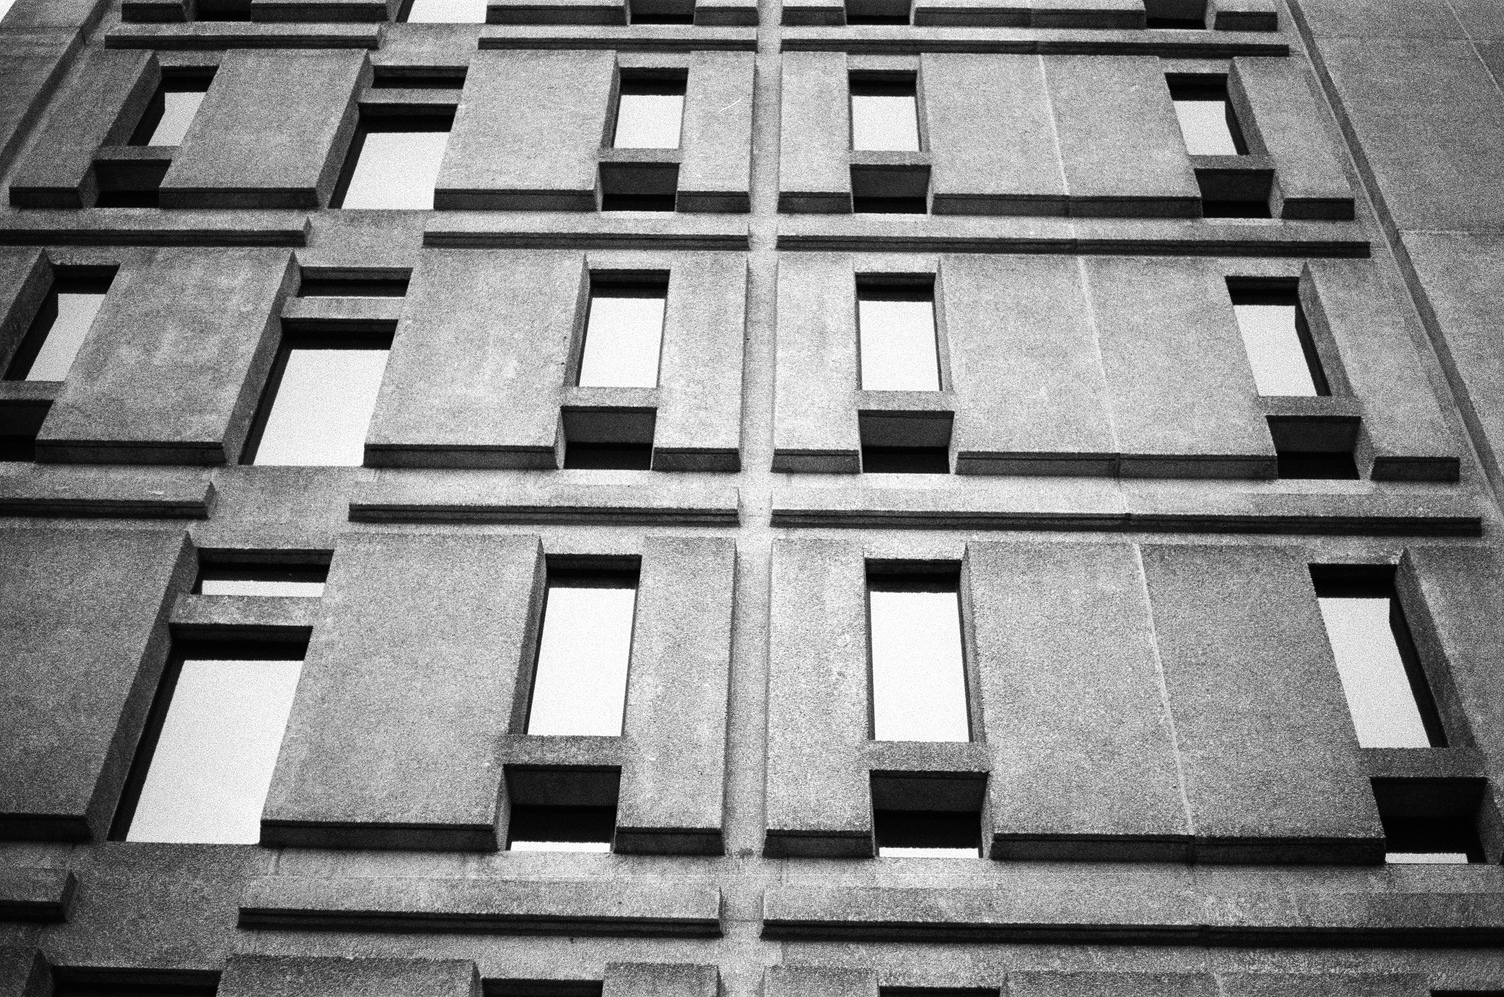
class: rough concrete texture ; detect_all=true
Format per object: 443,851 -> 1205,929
603,962 -> 718,997
219,955 -> 480,997
653,252 -> 747,471
678,52 -> 755,213
772,253 -> 860,471
1229,57 -> 1353,219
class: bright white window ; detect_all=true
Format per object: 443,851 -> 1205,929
613,80 -> 685,149
249,341 -> 389,467
525,575 -> 637,737
858,286 -> 940,391
869,579 -> 969,742
850,80 -> 920,151
578,283 -> 666,388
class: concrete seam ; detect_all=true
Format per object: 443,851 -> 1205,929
1133,543 -> 1197,856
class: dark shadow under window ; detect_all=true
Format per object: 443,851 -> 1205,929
51,967 -> 221,997
1373,778 -> 1486,864
504,766 -> 620,852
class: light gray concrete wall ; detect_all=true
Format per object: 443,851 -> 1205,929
220,955 -> 481,997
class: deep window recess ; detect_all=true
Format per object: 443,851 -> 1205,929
112,642 -> 304,844
525,567 -> 638,737
241,331 -> 391,467
129,70 -> 215,148
505,767 -> 619,852
403,0 -> 488,20
871,772 -> 986,858
2,268 -> 114,382
1229,283 -> 1328,397
1312,566 -> 1445,749
1145,0 -> 1208,28
850,77 -> 921,152
296,273 -> 410,297
612,78 -> 685,150
196,561 -> 329,598
858,281 -> 941,391
51,968 -> 221,997
1374,779 -> 1487,864
1169,78 -> 1247,157
578,278 -> 667,388
868,568 -> 969,742
845,0 -> 911,24
332,114 -> 453,210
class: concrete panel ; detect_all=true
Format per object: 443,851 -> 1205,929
1217,975 -> 1427,997
0,868 -> 75,922
162,50 -> 367,209
0,248 -> 49,377
1320,38 -> 1504,230
0,947 -> 48,997
944,254 -> 1114,474
220,956 -> 480,997
1208,0 -> 1275,31
8,49 -> 155,208
653,253 -> 745,472
1302,260 -> 1459,481
604,964 -> 717,997
924,54 -> 1064,216
1045,56 -> 1200,217
1230,58 -> 1353,220
766,967 -> 877,997
765,539 -> 871,856
1140,544 -> 1384,862
1009,974 -> 1214,997
778,52 -> 851,213
1294,0 -> 1459,39
262,533 -> 544,850
617,536 -> 734,855
0,39 -> 80,181
37,248 -> 294,466
679,52 -> 753,213
366,250 -> 581,469
967,542 -> 1190,860
772,253 -> 859,473
1087,256 -> 1275,478
435,51 -> 613,211
250,0 -> 401,20
0,527 -> 191,841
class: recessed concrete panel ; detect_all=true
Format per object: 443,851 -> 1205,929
967,541 -> 1190,860
1217,975 -> 1427,997
1139,543 -> 1384,862
778,52 -> 851,213
679,52 -> 753,213
1230,58 -> 1353,220
8,49 -> 155,208
1301,260 -> 1459,481
0,39 -> 79,181
0,248 -> 48,376
1009,974 -> 1215,997
366,250 -> 581,469
435,50 -> 613,211
766,967 -> 877,997
943,254 -> 1114,474
604,963 -> 717,997
262,532 -> 544,850
653,253 -> 745,472
617,536 -> 734,854
1087,256 -> 1275,478
220,956 -> 480,997
1294,0 -> 1460,39
0,527 -> 191,841
37,248 -> 294,466
765,539 -> 872,856
1044,56 -> 1200,217
924,54 -> 1064,216
772,253 -> 860,472
161,50 -> 367,209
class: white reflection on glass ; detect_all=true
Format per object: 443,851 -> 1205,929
199,579 -> 327,597
1387,852 -> 1468,864
509,840 -> 612,852
1173,99 -> 1240,156
0,0 -> 16,22
340,131 -> 450,209
578,293 -> 665,388
253,348 -> 389,466
25,292 -> 106,382
858,295 -> 940,391
1234,303 -> 1318,396
614,93 -> 684,149
526,583 -> 636,736
127,658 -> 302,844
405,0 -> 487,20
880,845 -> 978,858
1319,596 -> 1431,748
148,90 -> 207,146
869,589 -> 969,742
851,94 -> 920,151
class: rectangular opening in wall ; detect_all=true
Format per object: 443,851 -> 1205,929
129,69 -> 215,147
599,161 -> 680,212
1145,0 -> 1208,27
332,113 -> 454,210
111,640 -> 306,844
850,163 -> 930,214
845,0 -> 911,24
504,766 -> 620,852
297,270 -> 411,297
612,76 -> 685,149
628,0 -> 695,22
484,982 -> 603,997
1268,415 -> 1361,479
858,278 -> 940,391
859,410 -> 952,474
241,330 -> 392,467
525,562 -> 639,736
561,407 -> 656,469
1311,564 -> 1446,749
1373,778 -> 1487,864
402,0 -> 488,21
51,968 -> 222,997
3,267 -> 114,383
1168,76 -> 1246,156
371,66 -> 469,89
868,564 -> 969,742
1229,280 -> 1328,397
196,555 -> 330,597
871,771 -> 986,857
195,0 -> 252,20
578,276 -> 667,388
850,76 -> 921,151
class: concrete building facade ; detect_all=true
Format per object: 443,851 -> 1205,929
2,0 -> 1504,992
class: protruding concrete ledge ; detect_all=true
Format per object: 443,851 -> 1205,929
169,594 -> 319,643
106,22 -> 382,48
280,296 -> 404,333
778,216 -> 1368,257
220,955 -> 480,997
0,210 -> 310,247
239,877 -> 723,935
761,883 -> 1504,945
350,478 -> 739,526
0,869 -> 76,923
780,26 -> 1286,55
771,485 -> 1480,536
1362,747 -> 1488,781
0,466 -> 214,519
424,214 -> 749,250
478,25 -> 756,50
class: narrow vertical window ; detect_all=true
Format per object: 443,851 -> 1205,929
612,78 -> 685,150
1169,77 -> 1247,156
129,70 -> 215,147
868,569 -> 969,742
332,113 -> 453,210
403,0 -> 487,20
525,567 -> 638,737
577,278 -> 667,388
3,269 -> 114,383
1230,283 -> 1328,397
858,281 -> 940,391
113,644 -> 304,844
850,77 -> 921,151
242,332 -> 391,466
